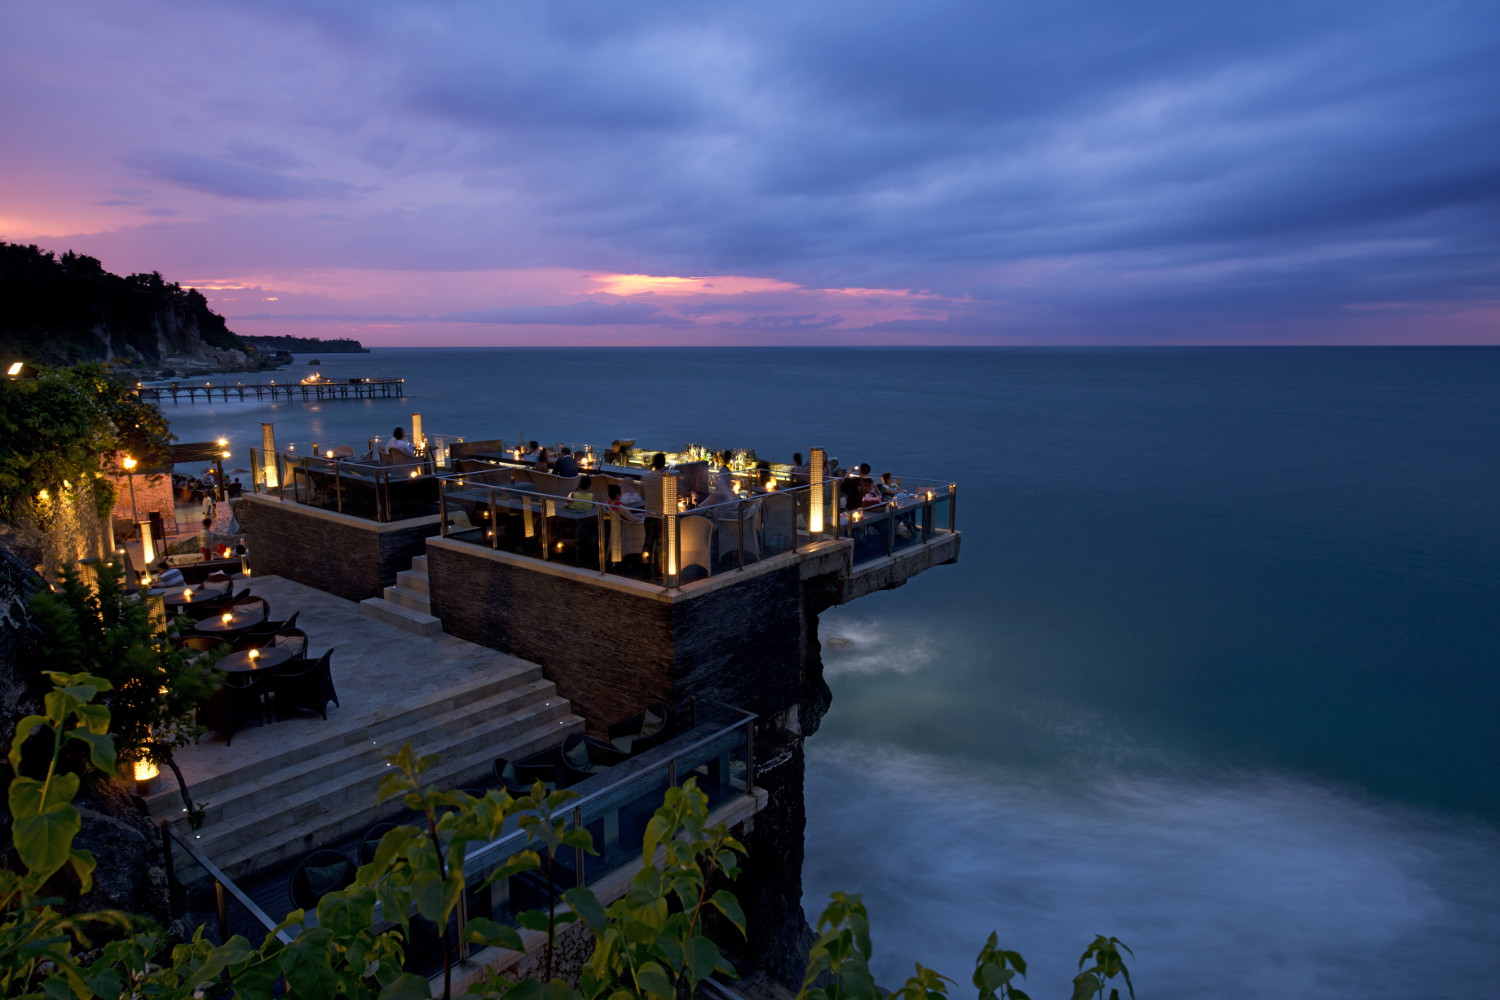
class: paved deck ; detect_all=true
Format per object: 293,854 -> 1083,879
169,573 -> 540,790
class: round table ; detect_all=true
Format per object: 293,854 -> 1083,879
219,646 -> 292,674
157,585 -> 228,612
194,609 -> 266,635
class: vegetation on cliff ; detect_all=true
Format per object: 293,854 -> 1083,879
0,242 -> 248,367
3,663 -> 1136,1000
239,334 -> 369,353
0,362 -> 171,576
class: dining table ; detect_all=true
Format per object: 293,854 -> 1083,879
218,646 -> 293,674
194,609 -> 266,636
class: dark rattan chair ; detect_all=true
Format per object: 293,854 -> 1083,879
289,849 -> 357,911
357,821 -> 400,867
560,733 -> 625,785
196,676 -> 267,746
269,648 -> 338,720
607,702 -> 671,756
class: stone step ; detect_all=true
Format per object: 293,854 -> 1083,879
382,583 -> 431,613
171,679 -> 569,832
409,555 -> 428,572
208,714 -> 584,877
395,568 -> 429,595
148,666 -> 543,806
359,596 -> 442,635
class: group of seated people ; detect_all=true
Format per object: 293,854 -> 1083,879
840,463 -> 900,511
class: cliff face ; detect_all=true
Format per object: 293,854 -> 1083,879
0,242 -> 279,375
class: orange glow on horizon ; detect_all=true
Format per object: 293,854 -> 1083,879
592,273 -> 800,297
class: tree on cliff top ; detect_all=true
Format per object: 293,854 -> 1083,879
0,242 -> 248,366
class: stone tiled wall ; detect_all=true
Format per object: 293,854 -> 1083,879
427,544 -> 676,730
236,497 -> 441,601
426,542 -> 832,735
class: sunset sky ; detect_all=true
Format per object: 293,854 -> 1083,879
3,1 -> 1496,346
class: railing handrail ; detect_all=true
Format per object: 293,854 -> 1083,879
462,705 -> 756,872
166,824 -> 295,945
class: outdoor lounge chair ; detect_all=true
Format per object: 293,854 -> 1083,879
357,822 -> 399,866
494,756 -> 547,796
289,848 -> 357,911
560,733 -> 626,784
607,702 -> 671,756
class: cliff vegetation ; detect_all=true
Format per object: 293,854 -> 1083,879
0,242 -> 281,376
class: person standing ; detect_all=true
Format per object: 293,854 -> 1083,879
197,518 -> 214,561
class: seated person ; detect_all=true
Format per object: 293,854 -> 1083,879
568,475 -> 596,511
154,560 -> 185,588
552,446 -> 580,479
605,484 -> 642,521
383,426 -> 417,463
876,471 -> 900,501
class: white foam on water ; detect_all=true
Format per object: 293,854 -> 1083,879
803,740 -> 1500,999
820,618 -> 938,679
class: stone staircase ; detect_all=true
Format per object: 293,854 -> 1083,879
148,662 -> 583,879
360,554 -> 442,635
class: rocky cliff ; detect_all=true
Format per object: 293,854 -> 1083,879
0,242 -> 287,377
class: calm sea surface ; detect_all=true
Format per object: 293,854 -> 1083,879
162,347 -> 1500,998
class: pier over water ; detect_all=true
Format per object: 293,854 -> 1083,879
136,375 -> 404,405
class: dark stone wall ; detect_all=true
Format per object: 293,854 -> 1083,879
427,543 -> 676,730
427,539 -> 834,990
671,567 -> 806,723
236,497 -> 440,601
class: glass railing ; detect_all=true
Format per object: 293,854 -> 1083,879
163,823 -> 292,947
160,700 -> 755,978
838,476 -> 958,567
437,470 -> 845,589
248,448 -> 443,522
461,700 -> 755,914
249,443 -> 958,566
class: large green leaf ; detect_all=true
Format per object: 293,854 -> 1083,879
635,961 -> 675,1000
377,973 -> 433,1000
13,803 -> 82,881
709,890 -> 746,935
461,917 -> 523,951
8,713 -> 50,767
563,886 -> 607,932
67,730 -> 115,773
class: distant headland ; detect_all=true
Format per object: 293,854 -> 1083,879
239,334 -> 370,354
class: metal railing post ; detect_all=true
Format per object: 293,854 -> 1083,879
745,721 -> 756,791
334,462 -> 344,513
886,501 -> 896,556
737,500 -> 746,571
948,484 -> 957,533
439,480 -> 448,537
214,881 -> 229,941
573,806 -> 586,887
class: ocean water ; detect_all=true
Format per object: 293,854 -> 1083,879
162,347 -> 1500,998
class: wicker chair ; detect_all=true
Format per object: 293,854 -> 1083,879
269,648 -> 338,720
289,849 -> 357,911
196,676 -> 267,746
560,733 -> 626,785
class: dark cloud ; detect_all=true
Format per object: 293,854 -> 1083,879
123,150 -> 359,201
439,300 -> 694,327
4,0 -> 1497,341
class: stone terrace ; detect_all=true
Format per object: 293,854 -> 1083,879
150,573 -> 584,877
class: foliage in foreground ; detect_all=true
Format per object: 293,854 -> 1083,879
0,361 -> 172,575
3,674 -> 1135,1000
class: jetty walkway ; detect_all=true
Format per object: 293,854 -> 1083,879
136,376 -> 404,405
